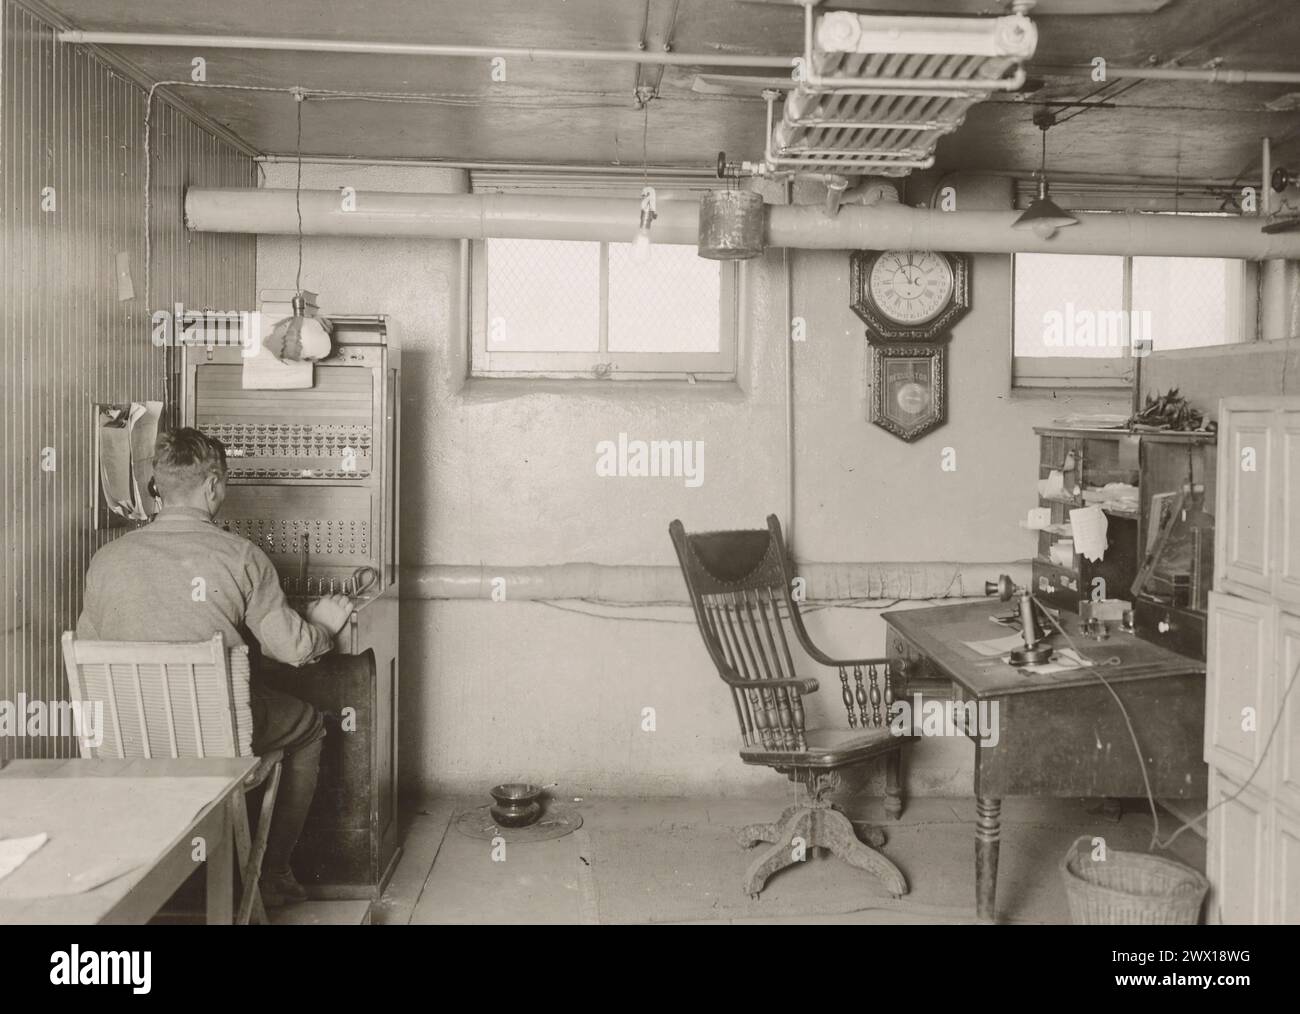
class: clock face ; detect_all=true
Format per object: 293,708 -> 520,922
867,251 -> 955,325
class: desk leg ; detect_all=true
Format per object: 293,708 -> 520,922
975,796 -> 1001,923
205,801 -> 234,925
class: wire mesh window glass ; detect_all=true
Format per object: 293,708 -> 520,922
1012,251 -> 1250,388
1132,256 -> 1242,352
1015,254 -> 1125,360
608,243 -> 720,353
486,239 -> 600,352
473,238 -> 736,379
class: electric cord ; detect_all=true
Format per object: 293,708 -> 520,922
1031,593 -> 1300,853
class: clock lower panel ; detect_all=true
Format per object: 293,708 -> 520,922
869,343 -> 947,442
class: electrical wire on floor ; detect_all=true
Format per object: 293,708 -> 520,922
1032,593 -> 1300,853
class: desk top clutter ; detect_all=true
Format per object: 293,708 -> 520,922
883,600 -> 1203,699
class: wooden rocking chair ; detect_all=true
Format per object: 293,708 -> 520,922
669,515 -> 912,898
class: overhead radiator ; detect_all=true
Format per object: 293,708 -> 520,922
767,5 -> 1038,177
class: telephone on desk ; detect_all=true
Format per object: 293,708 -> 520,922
984,574 -> 1056,665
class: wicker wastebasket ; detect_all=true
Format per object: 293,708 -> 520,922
1060,836 -> 1209,925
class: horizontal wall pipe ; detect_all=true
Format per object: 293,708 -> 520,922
186,187 -> 1300,259
256,155 -> 723,176
1035,64 -> 1300,85
57,30 -> 795,68
400,562 -> 1027,602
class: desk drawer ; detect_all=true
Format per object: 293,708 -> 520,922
886,631 -> 955,700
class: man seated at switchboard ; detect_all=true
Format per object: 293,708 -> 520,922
77,427 -> 354,907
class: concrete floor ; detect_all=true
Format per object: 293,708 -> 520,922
369,794 -> 1207,925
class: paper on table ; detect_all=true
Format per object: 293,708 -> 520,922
1069,505 -> 1109,562
964,633 -> 1029,658
0,833 -> 47,883
1037,470 -> 1065,498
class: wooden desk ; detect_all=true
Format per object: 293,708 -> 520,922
0,758 -> 256,925
882,600 -> 1206,922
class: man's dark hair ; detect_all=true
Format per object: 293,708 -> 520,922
153,427 -> 227,496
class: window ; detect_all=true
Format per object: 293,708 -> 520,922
1012,252 -> 1252,388
471,237 -> 738,379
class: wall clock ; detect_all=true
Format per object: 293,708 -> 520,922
870,344 -> 946,442
850,250 -> 970,342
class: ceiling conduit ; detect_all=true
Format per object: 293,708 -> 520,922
186,187 -> 1300,260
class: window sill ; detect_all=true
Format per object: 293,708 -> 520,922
457,375 -> 748,404
1008,384 -> 1132,400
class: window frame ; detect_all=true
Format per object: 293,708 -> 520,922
469,237 -> 740,381
1010,250 -> 1255,390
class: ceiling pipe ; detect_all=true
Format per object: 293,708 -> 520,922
258,155 -> 724,176
56,30 -> 795,68
184,187 -> 1300,259
1034,64 -> 1300,85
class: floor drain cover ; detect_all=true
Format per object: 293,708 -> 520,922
453,805 -> 583,842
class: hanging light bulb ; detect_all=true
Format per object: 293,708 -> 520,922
265,293 -> 333,361
264,92 -> 333,363
295,294 -> 333,359
1016,172 -> 1080,238
631,95 -> 656,264
632,185 -> 657,264
1013,111 -> 1079,238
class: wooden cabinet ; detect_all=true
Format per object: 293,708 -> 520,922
1276,807 -> 1300,924
1030,427 -> 1142,612
1278,409 -> 1300,608
1206,396 -> 1300,924
1207,770 -> 1271,924
1217,406 -> 1277,598
1278,611 -> 1300,816
1205,592 -> 1273,778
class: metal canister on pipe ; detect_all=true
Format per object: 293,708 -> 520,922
697,190 -> 766,260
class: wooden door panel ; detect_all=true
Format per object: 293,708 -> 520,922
1217,409 -> 1273,597
1206,592 -> 1273,776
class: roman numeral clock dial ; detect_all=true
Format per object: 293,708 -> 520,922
869,251 -> 952,324
850,250 -> 968,443
849,249 -> 969,343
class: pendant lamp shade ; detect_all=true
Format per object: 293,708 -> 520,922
1013,112 -> 1079,237
1013,175 -> 1079,234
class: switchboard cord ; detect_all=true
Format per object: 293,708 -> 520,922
1031,593 -> 1300,853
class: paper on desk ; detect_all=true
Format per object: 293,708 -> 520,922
965,633 -> 1030,658
1038,470 -> 1065,498
0,833 -> 47,883
1069,505 -> 1109,562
